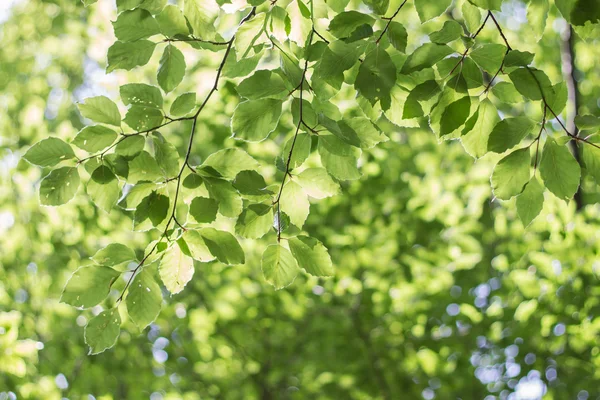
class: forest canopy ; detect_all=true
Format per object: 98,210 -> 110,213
2,0 -> 600,398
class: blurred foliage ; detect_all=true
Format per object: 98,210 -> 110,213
1,0 -> 600,399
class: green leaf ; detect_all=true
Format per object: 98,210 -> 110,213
546,82 -> 568,115
318,135 -> 361,181
232,170 -> 271,196
508,67 -> 553,101
151,132 -> 179,177
364,0 -> 389,14
574,115 -> 600,130
316,40 -> 363,89
527,0 -> 549,42
156,4 -> 189,37
328,11 -> 374,39
199,228 -> 245,265
491,81 -> 522,103
291,98 -> 318,129
128,151 -> 163,182
237,70 -> 287,100
430,20 -> 463,44
321,116 -> 388,149
261,244 -> 299,290
39,167 -> 80,206
234,12 -> 266,60
181,230 -> 215,262
491,148 -> 531,200
23,137 -> 75,167
414,0 -> 453,22
184,0 -> 219,40
279,180 -> 310,228
113,9 -> 160,42
462,1 -> 482,34
134,191 -> 170,231
469,44 -> 506,73
516,178 -> 545,226
355,47 -> 397,110
117,0 -> 144,13
440,96 -> 472,137
157,44 -> 186,93
539,137 -> 581,200
73,126 -> 118,153
78,96 -> 121,127
282,133 -> 312,170
231,99 -> 283,142
60,266 -> 120,309
461,99 -> 500,158
87,165 -> 120,212
581,136 -> 600,183
296,168 -> 340,199
402,80 -> 440,119
504,50 -> 535,68
235,204 -> 273,239
400,43 -> 454,74
204,178 -> 243,217
123,105 -> 164,131
170,92 -> 196,116
468,0 -> 502,11
189,197 -> 218,223
487,117 -> 536,153
139,0 -> 167,15
159,241 -> 194,294
201,148 -> 259,179
120,83 -> 163,109
387,21 -> 408,53
84,309 -> 121,355
92,243 -> 137,266
107,40 -> 156,73
288,235 -> 334,277
126,268 -> 162,329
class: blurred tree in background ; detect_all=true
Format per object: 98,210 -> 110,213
1,0 -> 600,399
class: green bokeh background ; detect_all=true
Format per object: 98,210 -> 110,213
1,0 -> 599,399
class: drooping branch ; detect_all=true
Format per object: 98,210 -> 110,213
116,7 -> 257,302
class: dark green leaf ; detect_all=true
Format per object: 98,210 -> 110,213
487,117 -> 536,153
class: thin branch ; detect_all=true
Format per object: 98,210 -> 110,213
163,37 -> 229,46
445,13 -> 491,79
116,8 -> 257,302
375,0 -> 408,44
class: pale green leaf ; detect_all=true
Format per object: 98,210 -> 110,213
261,244 -> 299,290
516,178 -> 545,226
296,168 -> 340,199
159,241 -> 194,294
92,243 -> 137,266
288,235 -> 334,277
60,266 -> 120,309
235,203 -> 273,239
231,99 -> 283,142
157,44 -> 186,93
78,96 -> 121,127
24,137 -> 75,167
126,268 -> 162,329
39,167 -> 80,206
539,137 -> 581,200
84,309 -> 121,355
491,148 -> 531,200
